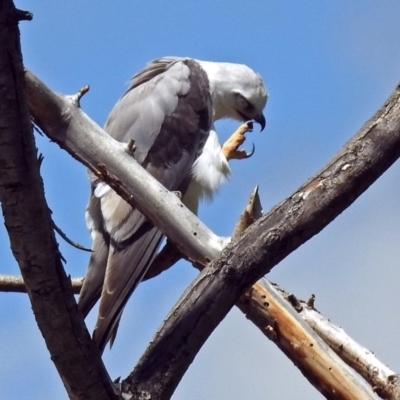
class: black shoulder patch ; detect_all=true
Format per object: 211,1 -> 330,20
143,59 -> 212,191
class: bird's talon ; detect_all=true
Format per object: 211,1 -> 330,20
245,120 -> 254,131
244,143 -> 255,158
222,121 -> 257,160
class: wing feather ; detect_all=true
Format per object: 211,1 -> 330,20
79,58 -> 212,351
106,58 -> 191,164
78,189 -> 110,317
94,225 -> 164,353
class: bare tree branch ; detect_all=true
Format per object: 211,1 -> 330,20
0,275 -> 83,294
23,65 -> 400,398
4,271 -> 398,397
53,220 -> 92,252
232,185 -> 263,240
0,187 -> 261,293
0,3 -> 117,399
25,69 -> 226,266
239,277 -> 400,399
2,166 -> 397,399
295,293 -> 400,400
0,242 -> 178,293
238,280 -> 380,399
122,83 -> 400,399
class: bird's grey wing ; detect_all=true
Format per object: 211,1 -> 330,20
78,176 -> 110,318
78,58 -> 189,317
92,59 -> 212,352
105,57 -> 192,164
128,57 -> 183,90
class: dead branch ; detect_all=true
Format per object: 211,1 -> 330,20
25,69 -> 226,266
239,279 -> 400,399
22,58 -> 400,398
123,82 -> 400,399
232,185 -> 263,240
238,280 -> 380,399
295,294 -> 400,399
0,275 -> 83,294
2,181 -> 398,398
53,221 -> 92,252
0,3 -> 117,399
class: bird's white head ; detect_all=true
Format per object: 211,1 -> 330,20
197,60 -> 268,130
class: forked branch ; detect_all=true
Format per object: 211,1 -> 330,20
24,67 -> 400,399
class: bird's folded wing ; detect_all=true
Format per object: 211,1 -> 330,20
79,58 -> 213,352
94,217 -> 164,351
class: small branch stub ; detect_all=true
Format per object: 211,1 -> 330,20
14,8 -> 33,22
307,294 -> 316,308
172,190 -> 182,199
125,139 -> 136,155
232,185 -> 263,240
68,85 -> 90,107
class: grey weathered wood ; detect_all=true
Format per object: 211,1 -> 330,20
122,83 -> 400,399
25,69 -> 227,266
299,297 -> 400,400
23,63 -> 400,399
238,280 -> 380,400
0,4 -> 117,399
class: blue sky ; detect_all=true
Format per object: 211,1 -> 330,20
1,1 -> 400,399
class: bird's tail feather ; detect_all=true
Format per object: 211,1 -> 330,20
78,230 -> 109,318
93,224 -> 164,353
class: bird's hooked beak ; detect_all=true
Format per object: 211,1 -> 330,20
253,113 -> 266,131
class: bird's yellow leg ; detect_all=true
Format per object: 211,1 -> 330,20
222,121 -> 254,160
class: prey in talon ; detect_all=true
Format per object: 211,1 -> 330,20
222,119 -> 264,160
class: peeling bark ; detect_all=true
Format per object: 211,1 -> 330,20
238,281 -> 380,400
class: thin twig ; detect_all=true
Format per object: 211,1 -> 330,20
53,221 -> 92,252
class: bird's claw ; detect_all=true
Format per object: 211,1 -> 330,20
243,142 -> 255,158
244,120 -> 254,132
245,119 -> 265,132
222,121 -> 256,160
